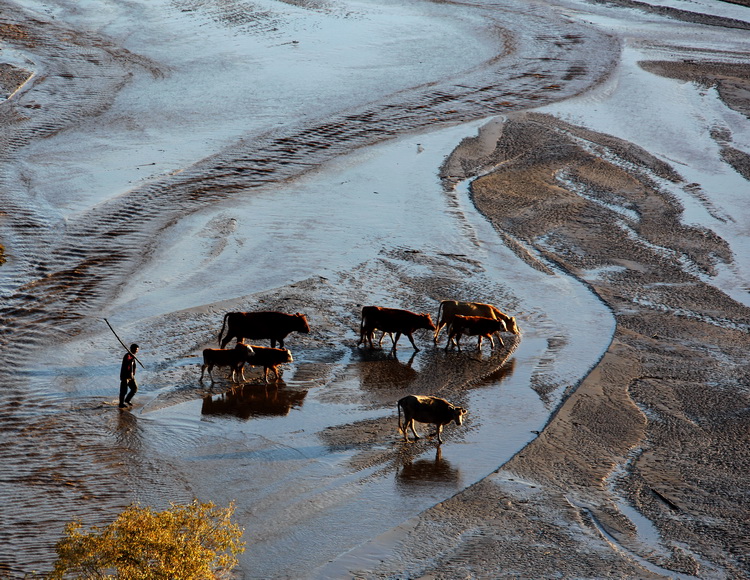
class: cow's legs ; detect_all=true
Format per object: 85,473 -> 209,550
405,332 -> 420,352
390,332 -> 402,351
200,364 -> 207,382
231,363 -> 246,383
433,321 -> 446,343
408,419 -> 420,441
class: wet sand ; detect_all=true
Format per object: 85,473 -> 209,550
351,68 -> 750,577
1,0 -> 750,577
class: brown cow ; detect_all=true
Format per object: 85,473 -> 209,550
200,343 -> 255,384
219,311 -> 310,348
357,306 -> 436,352
434,300 -> 519,343
445,314 -> 507,351
397,394 -> 467,444
245,345 -> 294,383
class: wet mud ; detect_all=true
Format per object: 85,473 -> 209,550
356,97 -> 750,577
1,0 -> 749,577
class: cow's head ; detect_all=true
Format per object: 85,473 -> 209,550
421,313 -> 436,331
235,342 -> 255,358
453,406 -> 467,426
294,313 -> 311,333
505,316 -> 519,334
283,349 -> 294,363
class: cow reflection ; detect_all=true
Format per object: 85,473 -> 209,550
355,349 -> 418,391
396,447 -> 461,490
201,383 -> 306,420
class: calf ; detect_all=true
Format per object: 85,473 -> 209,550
397,394 -> 467,445
200,343 -> 255,384
357,306 -> 436,352
245,345 -> 294,383
445,314 -> 506,351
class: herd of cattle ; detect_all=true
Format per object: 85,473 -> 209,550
199,300 -> 519,444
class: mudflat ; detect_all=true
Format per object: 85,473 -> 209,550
361,64 -> 750,578
1,0 -> 749,577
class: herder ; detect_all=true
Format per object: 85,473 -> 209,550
119,344 -> 139,408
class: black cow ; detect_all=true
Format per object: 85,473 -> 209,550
200,343 -> 255,383
245,345 -> 294,383
219,311 -> 310,348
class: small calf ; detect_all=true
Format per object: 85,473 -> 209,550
200,343 -> 255,383
245,345 -> 294,383
397,394 -> 467,445
445,314 -> 506,351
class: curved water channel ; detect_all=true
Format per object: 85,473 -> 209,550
0,0 -> 619,575
117,126 -> 614,577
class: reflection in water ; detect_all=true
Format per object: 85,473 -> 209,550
396,447 -> 461,491
115,407 -> 145,452
354,349 -> 418,391
201,383 -> 307,420
474,356 -> 517,389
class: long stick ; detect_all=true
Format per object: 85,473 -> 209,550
104,318 -> 145,369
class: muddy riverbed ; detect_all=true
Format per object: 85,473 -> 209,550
1,0 -> 749,577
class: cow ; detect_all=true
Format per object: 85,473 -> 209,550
218,311 -> 310,349
244,345 -> 294,383
200,343 -> 255,384
434,300 -> 519,343
445,314 -> 507,351
357,306 -> 436,352
397,394 -> 467,445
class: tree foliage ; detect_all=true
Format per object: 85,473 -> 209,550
49,501 -> 245,579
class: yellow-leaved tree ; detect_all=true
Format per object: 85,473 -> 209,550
49,501 -> 245,579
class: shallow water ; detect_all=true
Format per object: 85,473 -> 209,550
1,0 -> 748,576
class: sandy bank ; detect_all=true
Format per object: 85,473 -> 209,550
357,63 -> 750,578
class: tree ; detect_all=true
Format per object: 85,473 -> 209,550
49,501 -> 245,579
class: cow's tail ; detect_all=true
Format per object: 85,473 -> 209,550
218,312 -> 230,346
434,302 -> 445,342
357,307 -> 367,346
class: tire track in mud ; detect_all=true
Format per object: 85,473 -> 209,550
0,1 -> 616,573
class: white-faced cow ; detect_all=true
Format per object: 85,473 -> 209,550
397,394 -> 467,445
434,300 -> 519,344
357,306 -> 436,352
245,345 -> 294,383
200,343 -> 255,384
219,311 -> 310,349
445,314 -> 507,351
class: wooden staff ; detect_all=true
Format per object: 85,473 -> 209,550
104,318 -> 145,369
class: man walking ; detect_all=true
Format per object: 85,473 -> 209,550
119,344 -> 139,408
